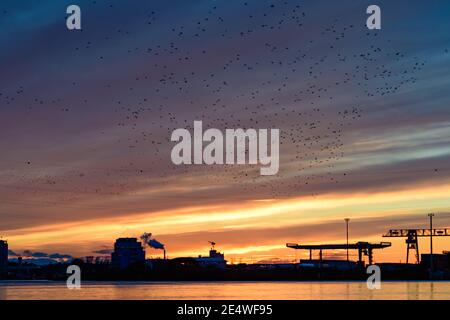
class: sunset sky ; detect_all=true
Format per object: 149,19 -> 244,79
1,0 -> 450,264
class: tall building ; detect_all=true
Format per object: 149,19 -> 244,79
111,238 -> 145,269
0,240 -> 8,277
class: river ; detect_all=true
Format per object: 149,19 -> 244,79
1,281 -> 449,300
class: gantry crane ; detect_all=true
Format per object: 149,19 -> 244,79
382,228 -> 450,264
286,241 -> 391,265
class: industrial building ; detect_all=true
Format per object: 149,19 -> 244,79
421,252 -> 450,271
194,242 -> 227,269
111,238 -> 145,269
298,259 -> 359,271
171,242 -> 227,269
0,239 -> 8,277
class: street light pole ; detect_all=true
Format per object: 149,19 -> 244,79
345,218 -> 350,262
428,213 -> 434,272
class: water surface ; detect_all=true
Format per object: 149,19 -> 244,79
0,281 -> 449,300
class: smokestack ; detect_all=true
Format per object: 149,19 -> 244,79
140,233 -> 166,259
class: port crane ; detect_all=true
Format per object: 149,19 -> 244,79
383,228 -> 450,264
286,241 -> 391,265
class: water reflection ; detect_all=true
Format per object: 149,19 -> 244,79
0,281 -> 448,300
407,282 -> 419,300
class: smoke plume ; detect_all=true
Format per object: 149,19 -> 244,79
140,233 -> 165,250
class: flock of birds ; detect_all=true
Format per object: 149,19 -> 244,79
0,1 -> 438,210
